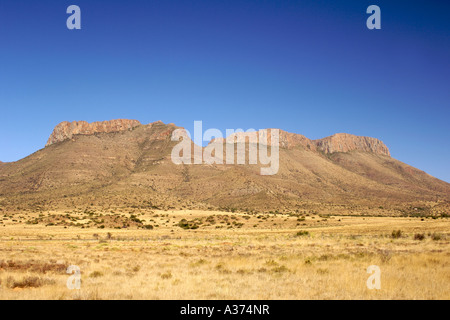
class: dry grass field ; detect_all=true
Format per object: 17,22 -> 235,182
0,209 -> 448,300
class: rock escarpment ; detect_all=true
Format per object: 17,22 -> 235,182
211,130 -> 316,150
210,130 -> 390,156
314,133 -> 390,156
46,119 -> 142,146
45,119 -> 390,157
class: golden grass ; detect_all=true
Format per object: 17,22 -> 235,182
0,210 -> 448,299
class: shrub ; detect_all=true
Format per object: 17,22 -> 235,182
431,233 -> 442,241
264,259 -> 278,267
130,215 -> 141,223
160,271 -> 172,279
414,233 -> 425,241
391,230 -> 402,239
178,219 -> 199,230
272,265 -> 289,273
5,276 -> 55,289
295,230 -> 309,237
89,271 -> 104,278
132,265 -> 140,272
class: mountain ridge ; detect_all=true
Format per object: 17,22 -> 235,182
46,119 -> 390,156
0,119 -> 448,214
210,128 -> 390,156
46,119 -> 142,146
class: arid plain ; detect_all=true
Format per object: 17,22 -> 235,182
0,209 -> 448,300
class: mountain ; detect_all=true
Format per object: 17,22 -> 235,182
0,119 -> 448,215
46,119 -> 142,146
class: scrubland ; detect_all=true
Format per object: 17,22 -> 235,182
0,210 -> 448,299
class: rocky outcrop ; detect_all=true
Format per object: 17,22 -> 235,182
210,129 -> 316,150
46,119 -> 141,146
314,133 -> 390,156
209,130 -> 389,156
278,130 -> 316,150
210,129 -> 390,156
45,120 -> 390,157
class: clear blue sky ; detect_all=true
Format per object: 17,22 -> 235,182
0,0 -> 449,182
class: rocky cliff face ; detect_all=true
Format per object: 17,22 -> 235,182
46,119 -> 142,146
314,133 -> 390,156
209,130 -> 389,156
211,129 -> 316,150
45,119 -> 390,156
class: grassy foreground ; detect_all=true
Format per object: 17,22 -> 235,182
0,210 -> 448,299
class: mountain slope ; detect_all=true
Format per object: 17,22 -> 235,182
0,120 -> 448,214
